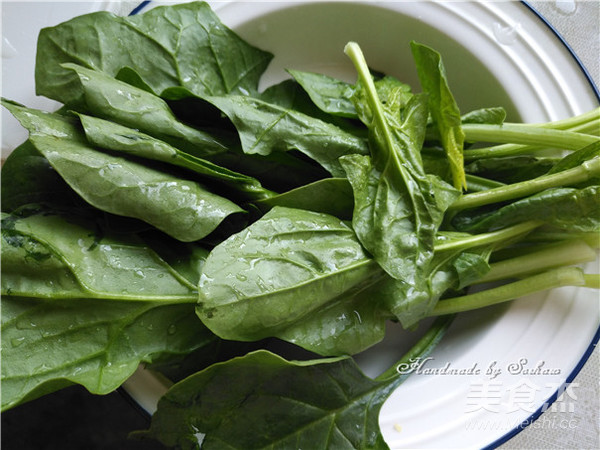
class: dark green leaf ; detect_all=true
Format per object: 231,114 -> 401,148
77,113 -> 274,201
339,93 -> 443,283
1,210 -> 197,300
138,316 -> 453,450
288,69 -> 358,118
411,41 -> 466,190
205,94 -> 369,177
452,186 -> 600,233
1,296 -> 215,411
35,2 -> 272,104
2,99 -> 244,242
62,63 -> 232,158
253,177 -> 354,220
547,142 -> 600,176
1,141 -> 79,212
465,156 -> 557,184
461,107 -> 507,125
196,207 -> 383,354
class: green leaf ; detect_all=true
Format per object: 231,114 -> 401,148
1,210 -> 197,300
138,316 -> 453,450
2,99 -> 244,242
547,141 -> 600,176
77,113 -> 274,201
253,177 -> 354,220
259,79 -> 365,136
288,69 -> 358,118
465,156 -> 557,184
274,273 -> 391,356
373,247 -> 490,327
35,1 -> 272,104
62,63 -> 232,158
1,296 -> 215,411
1,140 -> 79,212
452,186 -> 600,233
338,92 -> 442,283
205,94 -> 369,177
411,41 -> 466,190
461,107 -> 506,125
196,207 -> 382,354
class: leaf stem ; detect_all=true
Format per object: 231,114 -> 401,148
376,314 -> 454,381
475,239 -> 596,284
464,119 -> 599,161
428,267 -> 586,316
518,107 -> 600,131
344,42 -> 394,159
464,174 -> 505,192
462,123 -> 598,150
448,156 -> 600,214
434,220 -> 542,253
584,274 -> 600,289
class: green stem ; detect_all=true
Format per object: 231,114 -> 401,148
428,267 -> 585,316
584,274 -> 600,289
344,42 -> 393,159
519,107 -> 600,131
448,156 -> 600,214
464,144 -> 544,161
376,315 -> 454,381
465,174 -> 505,192
434,220 -> 542,253
457,108 -> 599,160
476,239 -> 596,284
464,120 -> 599,161
462,123 -> 598,150
527,231 -> 600,249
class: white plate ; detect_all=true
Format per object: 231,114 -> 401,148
3,1 -> 599,449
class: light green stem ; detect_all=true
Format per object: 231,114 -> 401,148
476,239 -> 596,284
462,123 -> 598,150
434,220 -> 542,253
376,315 -> 454,381
448,156 -> 600,214
429,267 -> 585,316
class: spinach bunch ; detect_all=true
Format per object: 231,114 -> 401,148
2,2 -> 599,448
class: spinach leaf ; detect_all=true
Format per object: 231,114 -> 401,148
1,210 -> 197,300
76,113 -> 274,201
452,186 -> 600,233
204,94 -> 369,177
0,141 -> 79,212
339,47 -> 444,284
1,296 -> 215,411
274,274 -> 390,356
209,148 -> 331,193
35,1 -> 272,104
196,207 -> 382,354
465,156 -> 557,184
253,177 -> 354,220
461,107 -> 507,125
2,99 -> 244,242
288,69 -> 358,118
137,231 -> 211,287
259,78 -> 365,136
138,316 -> 453,450
411,41 -> 466,190
374,247 -> 490,327
62,63 -> 232,158
288,71 -> 413,121
547,141 -> 600,176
